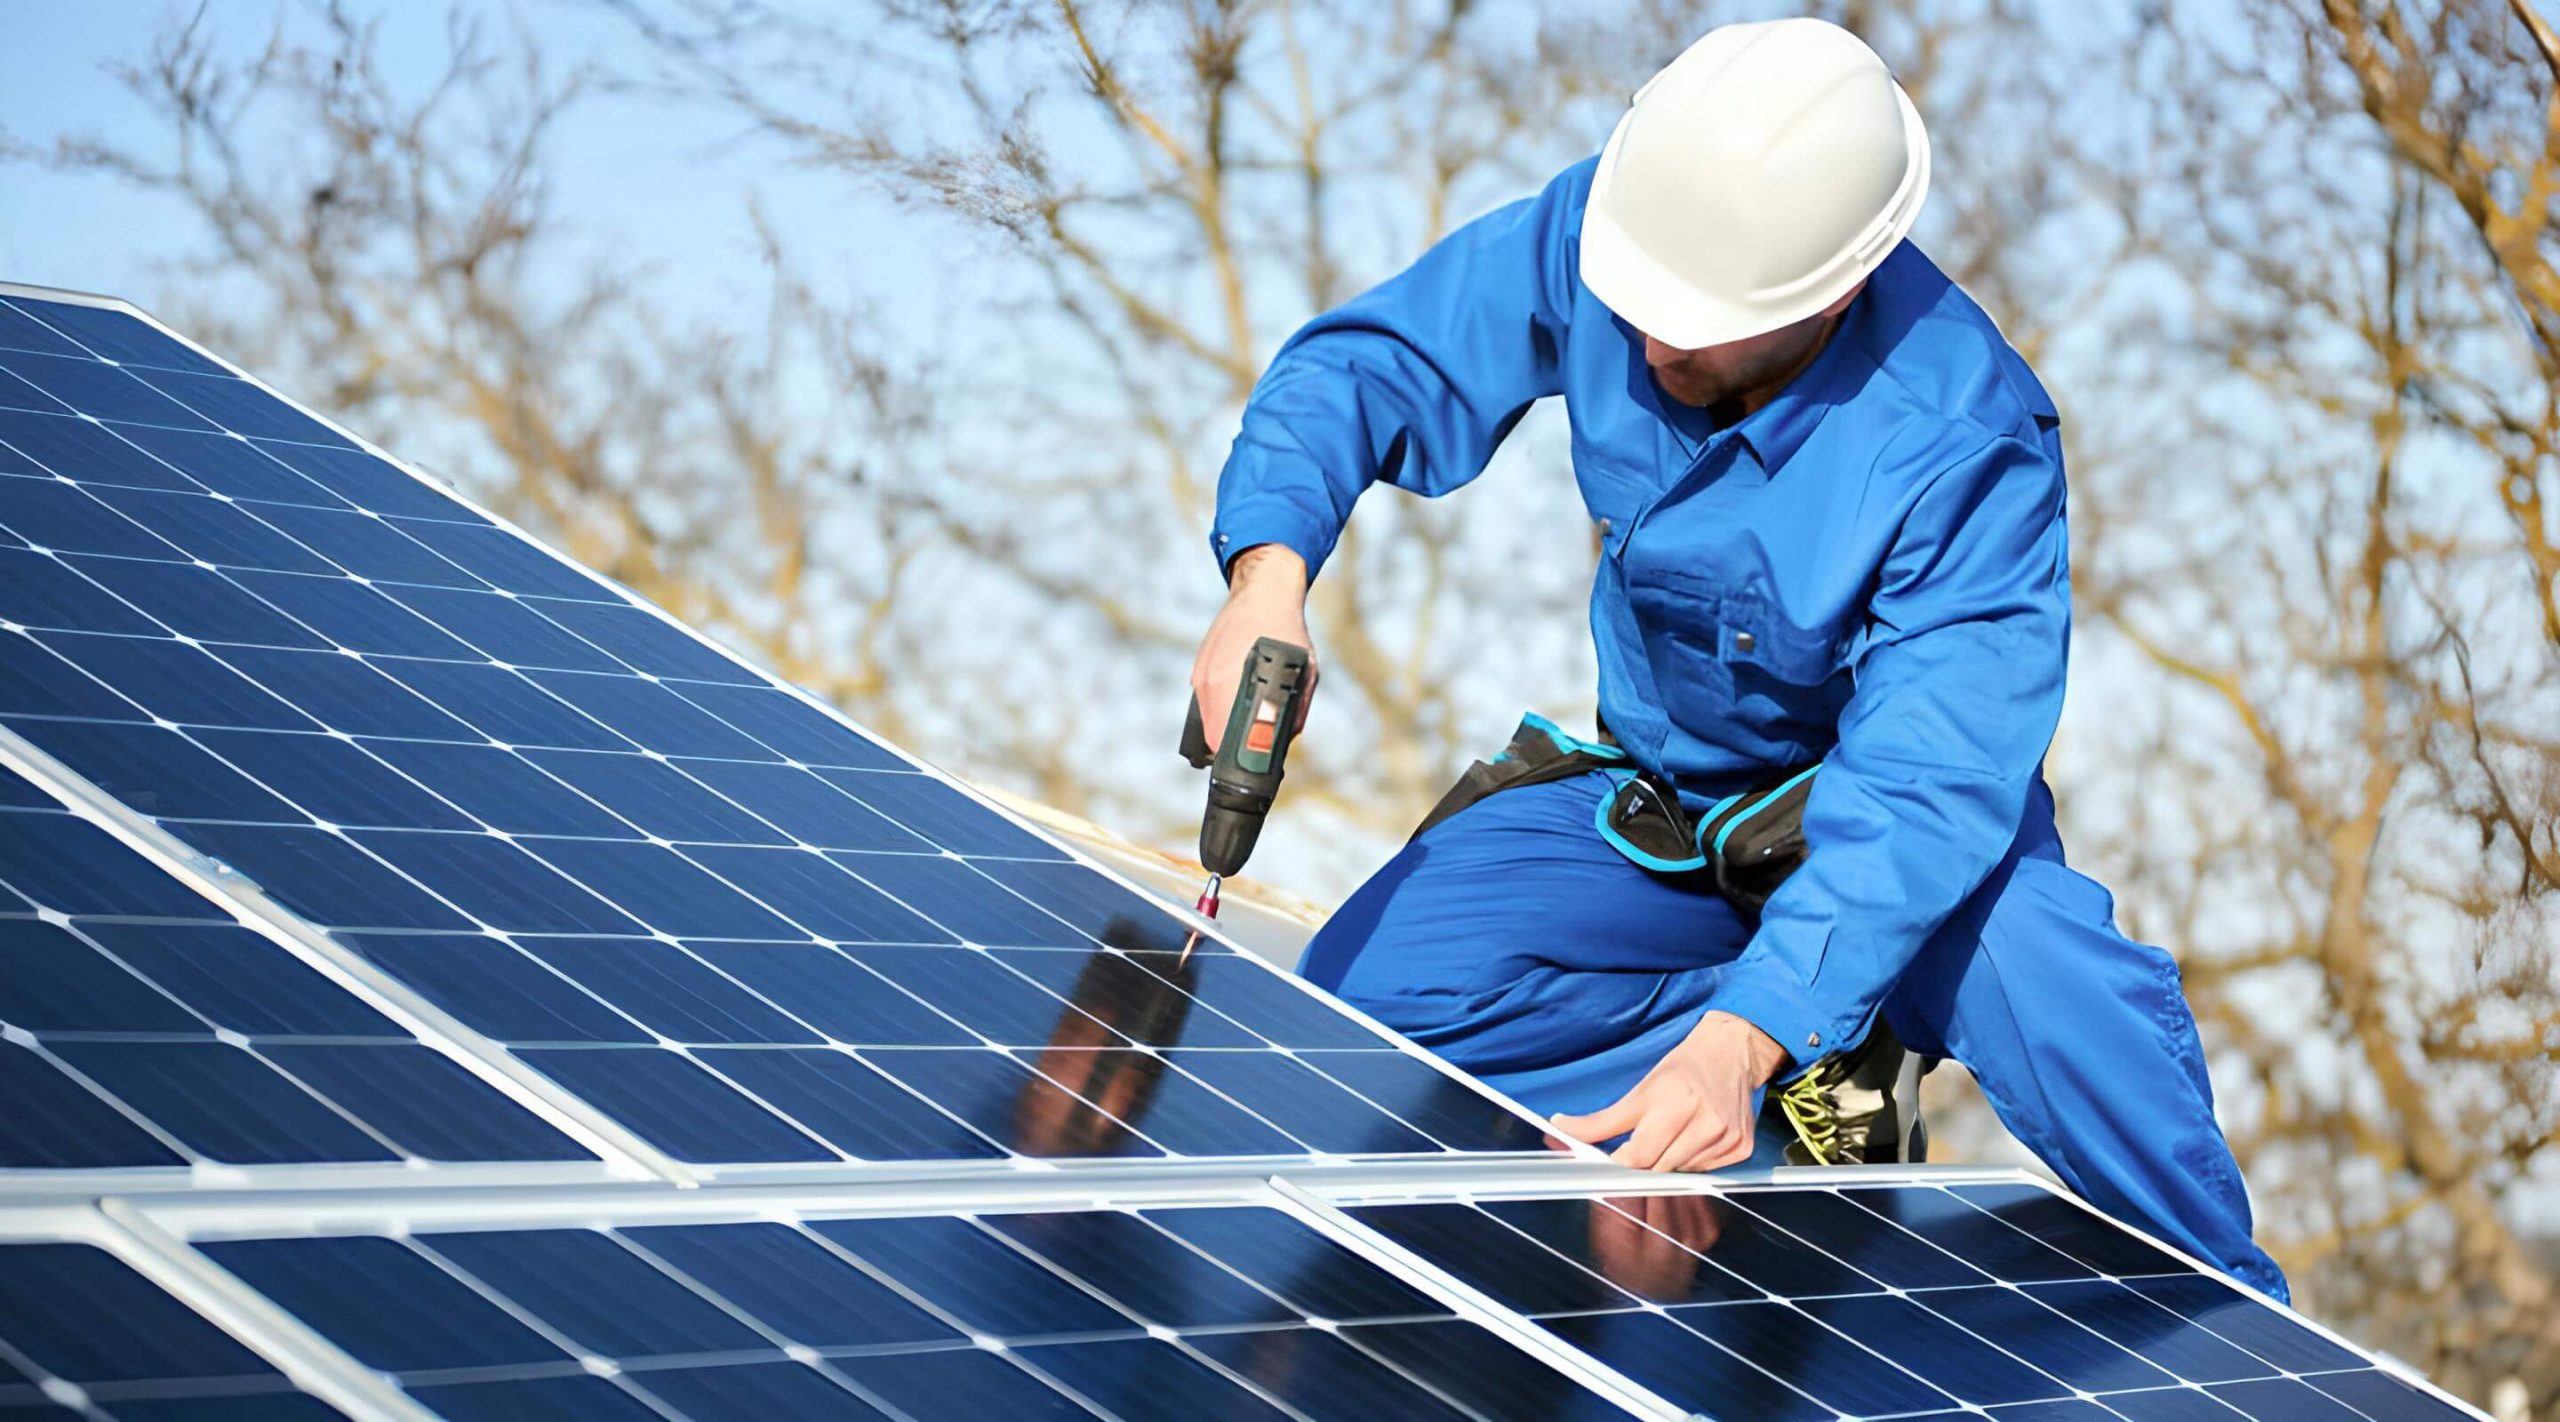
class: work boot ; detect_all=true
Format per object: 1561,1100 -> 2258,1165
1766,1022 -> 1929,1166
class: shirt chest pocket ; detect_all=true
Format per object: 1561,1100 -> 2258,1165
1626,575 -> 1853,759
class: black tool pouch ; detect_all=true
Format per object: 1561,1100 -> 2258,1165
1695,765 -> 1820,914
1409,716 -> 1630,842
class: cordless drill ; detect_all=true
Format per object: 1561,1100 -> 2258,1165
1178,637 -> 1312,949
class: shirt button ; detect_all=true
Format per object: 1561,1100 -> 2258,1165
1805,1031 -> 1821,1049
1735,631 -> 1757,653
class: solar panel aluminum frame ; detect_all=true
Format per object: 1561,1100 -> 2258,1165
0,281 -> 1588,1192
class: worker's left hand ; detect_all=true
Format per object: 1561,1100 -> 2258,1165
1549,1010 -> 1790,1171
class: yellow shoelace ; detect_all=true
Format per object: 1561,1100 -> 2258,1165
1775,1058 -> 1848,1166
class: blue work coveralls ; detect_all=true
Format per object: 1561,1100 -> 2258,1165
1210,156 -> 2284,1299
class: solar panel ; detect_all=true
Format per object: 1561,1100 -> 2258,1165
0,282 -> 2479,1422
0,287 -> 1551,1177
1319,1180 -> 2480,1422
0,762 -> 593,1173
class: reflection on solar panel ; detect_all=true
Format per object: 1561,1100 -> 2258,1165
0,282 -> 2479,1422
0,287 -> 1544,1174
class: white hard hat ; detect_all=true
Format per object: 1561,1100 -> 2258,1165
1580,18 -> 1930,349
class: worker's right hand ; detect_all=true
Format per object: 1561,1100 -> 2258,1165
1191,544 -> 1316,752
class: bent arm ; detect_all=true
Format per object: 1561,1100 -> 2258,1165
1210,159 -> 1590,578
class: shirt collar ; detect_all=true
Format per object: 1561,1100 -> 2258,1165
1728,300 -> 1870,475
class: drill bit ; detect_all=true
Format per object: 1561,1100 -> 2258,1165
1178,872 -> 1223,965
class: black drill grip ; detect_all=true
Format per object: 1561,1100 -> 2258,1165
1181,637 -> 1311,877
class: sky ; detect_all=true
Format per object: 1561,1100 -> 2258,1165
1,1 -> 937,334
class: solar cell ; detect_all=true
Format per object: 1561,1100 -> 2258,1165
0,765 -> 587,1171
0,288 -> 1551,1173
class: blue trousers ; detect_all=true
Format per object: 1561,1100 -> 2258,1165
1302,773 -> 2286,1301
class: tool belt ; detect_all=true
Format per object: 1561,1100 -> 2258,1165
1412,715 -> 1818,915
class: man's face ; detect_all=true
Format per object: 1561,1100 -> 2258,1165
1642,311 -> 1830,410
1639,285 -> 1861,410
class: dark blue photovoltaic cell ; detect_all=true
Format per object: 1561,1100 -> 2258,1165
2104,1387 -> 2269,1422
986,1212 -> 1309,1330
842,851 -> 1085,946
0,1039 -> 185,1167
416,1229 -> 775,1358
993,950 -> 1263,1048
518,750 -> 787,842
406,1377 -> 663,1422
1012,1048 -> 1303,1156
1,413 -> 197,490
2310,1371 -> 2478,1422
39,631 -> 315,729
670,759 -> 928,850
1478,1196 -> 1760,1305
1351,1203 -> 1642,1315
658,683 -> 906,769
1954,1183 -> 2190,1278
0,1243 -> 276,1385
1918,1283 -> 2179,1392
831,1349 -> 1097,1422
348,831 -> 641,933
231,571 -> 475,656
851,946 -> 1112,1045
385,586 -> 622,671
0,546 -> 160,631
340,932 -> 651,1042
695,1049 -> 1004,1160
1543,1309 -> 1830,1421
0,476 -> 184,558
526,671 -> 773,758
214,646 -> 475,738
1015,1338 -> 1294,1422
191,729 -> 479,829
47,1040 -> 398,1164
2207,1377 -> 2373,1422
1839,1184 -> 2095,1281
621,1223 -> 959,1348
820,768 -> 1068,857
0,919 -> 204,1031
517,938 -> 817,1042
1,350 -> 213,427
1186,1327 -> 1478,1422
1131,948 -> 1416,1048
0,804 -> 222,918
864,1048 -> 1165,1159
144,372 -> 350,446
678,844 -> 950,940
395,520 -> 610,599
1347,1319 -> 1643,1422
1297,1050 -> 1551,1153
76,921 -> 399,1035
623,1362 -> 894,1420
513,839 -> 798,938
114,426 -> 346,503
806,1215 -> 1131,1337
361,740 -> 634,835
11,718 -> 300,821
104,1395 -> 350,1421
7,300 -> 228,374
686,942 -> 974,1045
254,442 -> 463,518
0,302 -> 90,358
1800,1293 -> 2071,1405
2120,1275 -> 2367,1374
258,1044 -> 588,1161
531,600 -> 764,684
65,557 -> 326,646
166,822 -> 472,929
1144,1207 -> 1448,1323
203,1236 -> 568,1372
1668,1302 -> 1954,1416
2021,1280 -> 2277,1383
245,503 -> 482,586
1169,1051 -> 1443,1154
515,1047 -> 835,1163
1737,1187 -> 1990,1289
85,486 -> 334,572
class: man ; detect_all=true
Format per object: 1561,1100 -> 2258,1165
1190,18 -> 2285,1297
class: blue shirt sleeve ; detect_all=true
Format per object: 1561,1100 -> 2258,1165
1709,434 -> 2072,1066
1209,161 -> 1588,578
